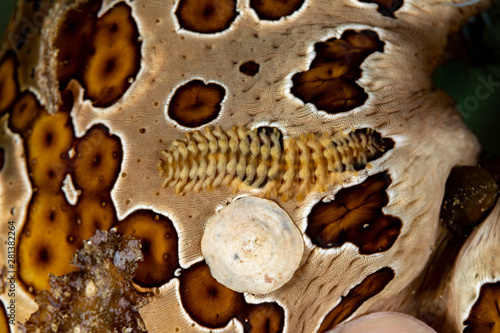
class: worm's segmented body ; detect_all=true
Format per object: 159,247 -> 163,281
158,126 -> 392,201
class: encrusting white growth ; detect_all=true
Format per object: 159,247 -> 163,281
159,126 -> 389,201
201,196 -> 304,294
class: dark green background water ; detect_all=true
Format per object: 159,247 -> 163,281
1,0 -> 499,155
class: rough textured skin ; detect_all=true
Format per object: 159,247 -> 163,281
0,0 -> 495,332
20,230 -> 150,333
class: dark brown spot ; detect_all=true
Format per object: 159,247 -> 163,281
38,247 -> 50,264
93,154 -> 102,167
8,92 -> 42,137
72,125 -> 123,192
55,1 -> 141,108
116,210 -> 179,287
240,61 -> 260,76
291,30 -> 384,115
250,0 -> 304,20
176,0 -> 238,33
238,303 -> 285,333
179,261 -> 245,328
169,80 -> 225,128
26,108 -> 74,191
359,0 -> 403,18
464,282 -> 500,333
44,132 -> 53,146
318,267 -> 395,331
0,51 -> 19,115
103,58 -> 117,74
306,172 -> 402,254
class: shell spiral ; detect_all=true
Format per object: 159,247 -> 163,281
158,126 -> 392,201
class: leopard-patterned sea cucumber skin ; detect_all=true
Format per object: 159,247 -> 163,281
158,126 -> 393,201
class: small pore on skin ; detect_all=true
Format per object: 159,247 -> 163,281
239,61 -> 260,76
250,0 -> 305,20
291,30 -> 384,115
317,267 -> 395,332
179,261 -> 245,328
0,51 -> 19,115
175,0 -> 238,33
306,172 -> 402,254
464,282 -> 500,333
159,126 -> 394,202
55,0 -> 141,108
115,210 -> 180,288
358,0 -> 404,18
168,80 -> 225,128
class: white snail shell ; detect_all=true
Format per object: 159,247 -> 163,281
201,196 -> 304,294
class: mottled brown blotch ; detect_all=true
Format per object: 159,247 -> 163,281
440,166 -> 498,236
55,0 -> 100,91
306,172 -> 402,254
26,109 -> 74,192
317,267 -> 395,332
18,192 -> 79,291
55,0 -> 141,107
16,110 -> 122,292
179,261 -> 245,328
464,282 -> 500,333
72,125 -> 123,192
250,0 -> 304,20
238,303 -> 285,333
176,0 -> 238,33
359,0 -> 403,18
291,30 -> 384,114
74,195 -> 117,242
83,3 -> 141,107
116,210 -> 179,288
0,52 -> 19,115
8,92 -> 43,136
168,80 -> 225,127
